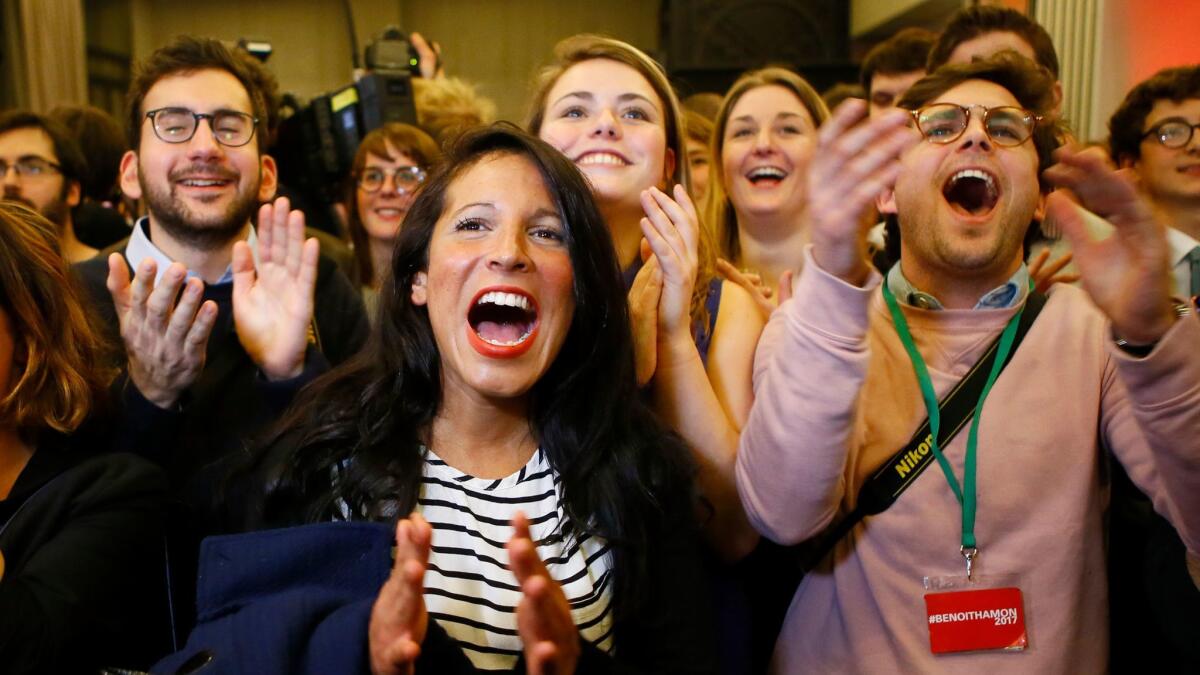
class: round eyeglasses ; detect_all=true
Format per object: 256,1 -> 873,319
357,166 -> 427,194
145,107 -> 259,147
1141,118 -> 1200,149
909,103 -> 1041,147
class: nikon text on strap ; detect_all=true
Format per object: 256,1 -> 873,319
798,291 -> 1047,571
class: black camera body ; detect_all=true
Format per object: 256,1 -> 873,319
364,26 -> 423,78
274,28 -> 421,230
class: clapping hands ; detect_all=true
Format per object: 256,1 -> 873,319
1043,145 -> 1176,344
369,512 -> 582,675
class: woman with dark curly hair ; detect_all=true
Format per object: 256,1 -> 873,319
0,202 -> 167,673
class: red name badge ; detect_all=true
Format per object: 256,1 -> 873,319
924,587 -> 1027,654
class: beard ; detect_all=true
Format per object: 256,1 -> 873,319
3,185 -> 69,229
139,161 -> 261,251
899,193 -> 1036,277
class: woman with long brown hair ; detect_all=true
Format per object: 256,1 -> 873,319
0,202 -> 167,673
528,35 -> 765,562
704,67 -> 830,301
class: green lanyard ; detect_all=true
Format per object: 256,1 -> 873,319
881,282 -> 1024,578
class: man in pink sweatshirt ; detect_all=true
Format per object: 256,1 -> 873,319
736,54 -> 1200,673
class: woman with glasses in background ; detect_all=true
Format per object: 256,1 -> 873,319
345,123 -> 441,315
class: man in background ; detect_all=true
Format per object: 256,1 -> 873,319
860,27 -> 936,118
0,111 -> 96,261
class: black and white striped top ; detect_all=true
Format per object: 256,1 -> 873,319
417,447 -> 615,671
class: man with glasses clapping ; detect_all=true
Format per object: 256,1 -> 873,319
72,35 -> 367,640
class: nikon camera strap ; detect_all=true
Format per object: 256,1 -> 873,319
798,290 -> 1047,571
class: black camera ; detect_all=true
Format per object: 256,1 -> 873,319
273,28 -> 422,231
364,26 -> 424,78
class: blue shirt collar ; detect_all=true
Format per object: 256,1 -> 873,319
124,216 -> 258,286
886,262 -> 1029,310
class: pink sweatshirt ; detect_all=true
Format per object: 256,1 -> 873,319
736,251 -> 1200,674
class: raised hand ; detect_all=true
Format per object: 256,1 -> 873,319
369,514 -> 433,675
628,251 -> 663,387
807,100 -> 916,286
106,255 -> 218,409
638,184 -> 700,342
507,512 -> 579,675
1028,248 -> 1080,293
1043,145 -> 1176,345
409,32 -> 444,79
232,196 -> 320,381
715,259 -> 794,319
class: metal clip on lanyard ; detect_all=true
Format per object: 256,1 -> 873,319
881,282 -> 1025,579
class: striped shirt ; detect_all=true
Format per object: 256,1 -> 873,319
417,447 -> 614,670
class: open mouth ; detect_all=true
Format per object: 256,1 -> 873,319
178,178 -> 232,187
373,207 -> 405,219
576,151 -> 630,167
466,289 -> 539,357
942,169 -> 999,217
746,166 -> 788,186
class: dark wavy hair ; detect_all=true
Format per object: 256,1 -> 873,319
127,36 -> 270,152
859,27 -> 937,94
927,5 -> 1060,79
256,123 -> 694,619
1109,65 -> 1200,164
47,105 -> 126,202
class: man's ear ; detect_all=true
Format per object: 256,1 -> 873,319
119,150 -> 142,199
65,180 -> 81,208
1033,190 -> 1047,223
876,184 -> 898,215
259,154 -> 278,203
1051,81 -> 1064,118
411,271 -> 428,306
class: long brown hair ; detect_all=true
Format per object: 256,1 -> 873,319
345,122 -> 441,286
703,67 -> 829,264
527,34 -> 715,329
0,203 -> 112,434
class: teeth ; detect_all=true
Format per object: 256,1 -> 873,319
578,153 -> 627,166
477,291 -> 531,311
950,169 -> 996,193
181,179 -> 226,187
748,166 -> 787,179
480,330 -> 532,347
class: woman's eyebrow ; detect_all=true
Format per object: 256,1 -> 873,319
449,201 -> 496,218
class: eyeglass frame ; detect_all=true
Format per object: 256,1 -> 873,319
1140,117 -> 1200,149
907,103 -> 1043,147
0,156 -> 63,179
356,166 -> 428,194
144,107 -> 260,147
